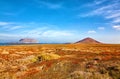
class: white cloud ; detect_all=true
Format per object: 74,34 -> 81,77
42,2 -> 62,9
0,22 -> 23,30
81,3 -> 117,17
83,0 -> 107,7
9,26 -> 22,30
112,18 -> 120,23
0,33 -> 21,37
98,27 -> 105,30
113,25 -> 120,30
23,27 -> 48,35
34,0 -> 62,9
0,28 -> 79,43
41,30 -> 73,37
0,33 -> 26,43
0,22 -> 79,43
79,0 -> 120,27
106,11 -> 120,19
23,27 -> 75,38
87,30 -> 96,34
2,8 -> 26,16
0,22 -> 11,26
94,0 -> 107,5
0,21 -> 79,43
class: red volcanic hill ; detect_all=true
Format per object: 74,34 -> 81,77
19,38 -> 38,43
75,37 -> 102,44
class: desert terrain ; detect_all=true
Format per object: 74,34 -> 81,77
0,43 -> 120,79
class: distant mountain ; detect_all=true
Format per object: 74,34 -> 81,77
75,37 -> 102,44
19,38 -> 38,43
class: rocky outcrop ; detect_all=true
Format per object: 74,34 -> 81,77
19,38 -> 38,43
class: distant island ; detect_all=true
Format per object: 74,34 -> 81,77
19,38 -> 38,43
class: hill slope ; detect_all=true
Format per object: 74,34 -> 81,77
75,37 -> 102,44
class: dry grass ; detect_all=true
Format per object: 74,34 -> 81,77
0,44 -> 120,79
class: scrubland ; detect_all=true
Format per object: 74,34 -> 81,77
0,44 -> 120,79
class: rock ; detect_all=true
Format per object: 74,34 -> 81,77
19,38 -> 38,43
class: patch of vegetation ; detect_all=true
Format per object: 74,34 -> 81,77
37,53 -> 60,61
107,66 -> 120,79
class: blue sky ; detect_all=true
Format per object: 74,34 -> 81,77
0,0 -> 120,43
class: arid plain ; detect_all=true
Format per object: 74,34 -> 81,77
0,43 -> 120,79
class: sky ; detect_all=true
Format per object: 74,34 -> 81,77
0,0 -> 120,43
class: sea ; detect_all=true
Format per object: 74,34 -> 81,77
0,43 -> 41,46
0,43 -> 64,46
